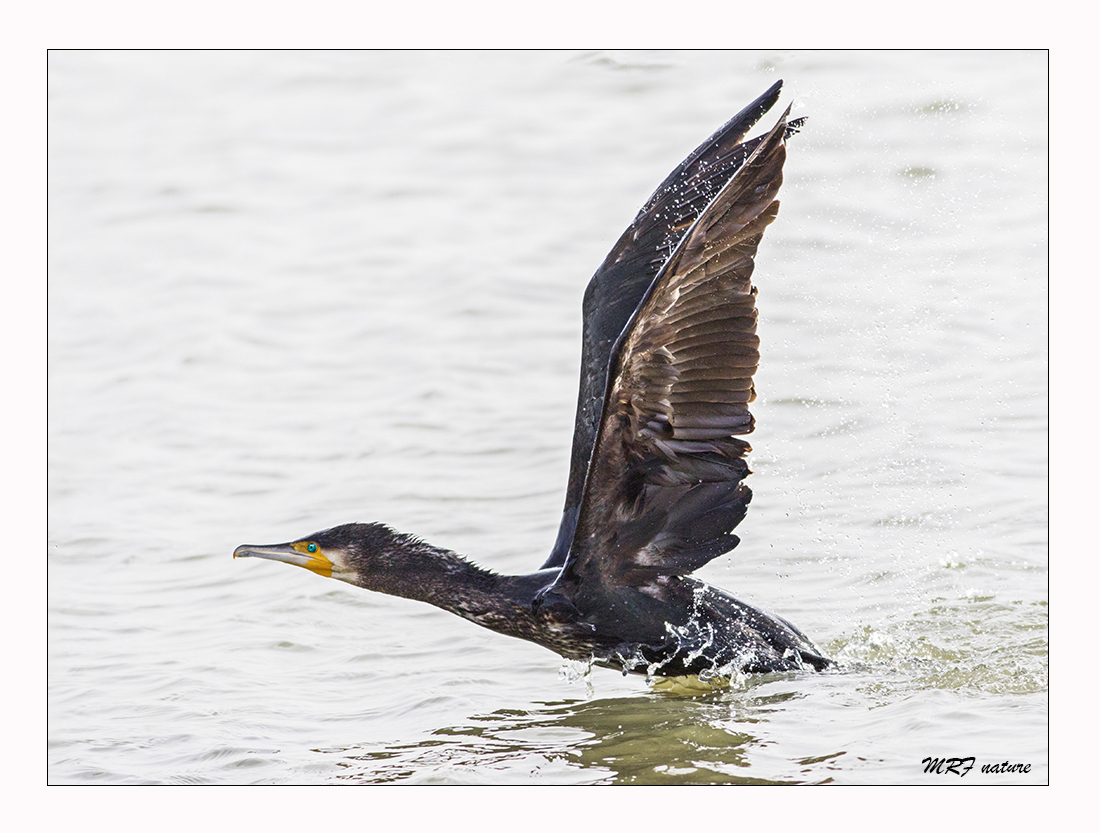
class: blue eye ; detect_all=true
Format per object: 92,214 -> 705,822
307,543 -> 318,553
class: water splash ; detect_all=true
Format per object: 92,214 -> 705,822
558,657 -> 595,698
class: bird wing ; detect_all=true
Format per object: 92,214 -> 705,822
545,104 -> 793,598
542,80 -> 801,570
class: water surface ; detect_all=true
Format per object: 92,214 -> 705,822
48,50 -> 1047,785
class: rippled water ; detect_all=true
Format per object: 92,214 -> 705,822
48,50 -> 1047,785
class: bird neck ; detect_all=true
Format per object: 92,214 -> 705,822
365,538 -> 528,629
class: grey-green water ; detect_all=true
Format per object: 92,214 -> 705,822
48,50 -> 1047,784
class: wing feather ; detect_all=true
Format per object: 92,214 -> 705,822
550,104 -> 794,595
541,82 -> 796,570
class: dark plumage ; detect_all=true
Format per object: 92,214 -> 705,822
235,81 -> 829,681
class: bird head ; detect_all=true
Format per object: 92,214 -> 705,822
233,522 -> 408,587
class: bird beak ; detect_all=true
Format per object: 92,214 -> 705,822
233,542 -> 333,577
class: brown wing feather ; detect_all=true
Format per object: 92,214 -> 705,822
554,107 -> 792,594
540,83 -> 799,571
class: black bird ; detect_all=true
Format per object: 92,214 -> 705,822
235,81 -> 830,682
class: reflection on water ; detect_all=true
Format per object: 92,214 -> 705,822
326,684 -> 811,785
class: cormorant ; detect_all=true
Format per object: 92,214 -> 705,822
235,81 -> 830,681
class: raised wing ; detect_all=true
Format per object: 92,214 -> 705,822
547,104 -> 793,598
543,80 -> 802,570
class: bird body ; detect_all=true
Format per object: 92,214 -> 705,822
236,80 -> 830,682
